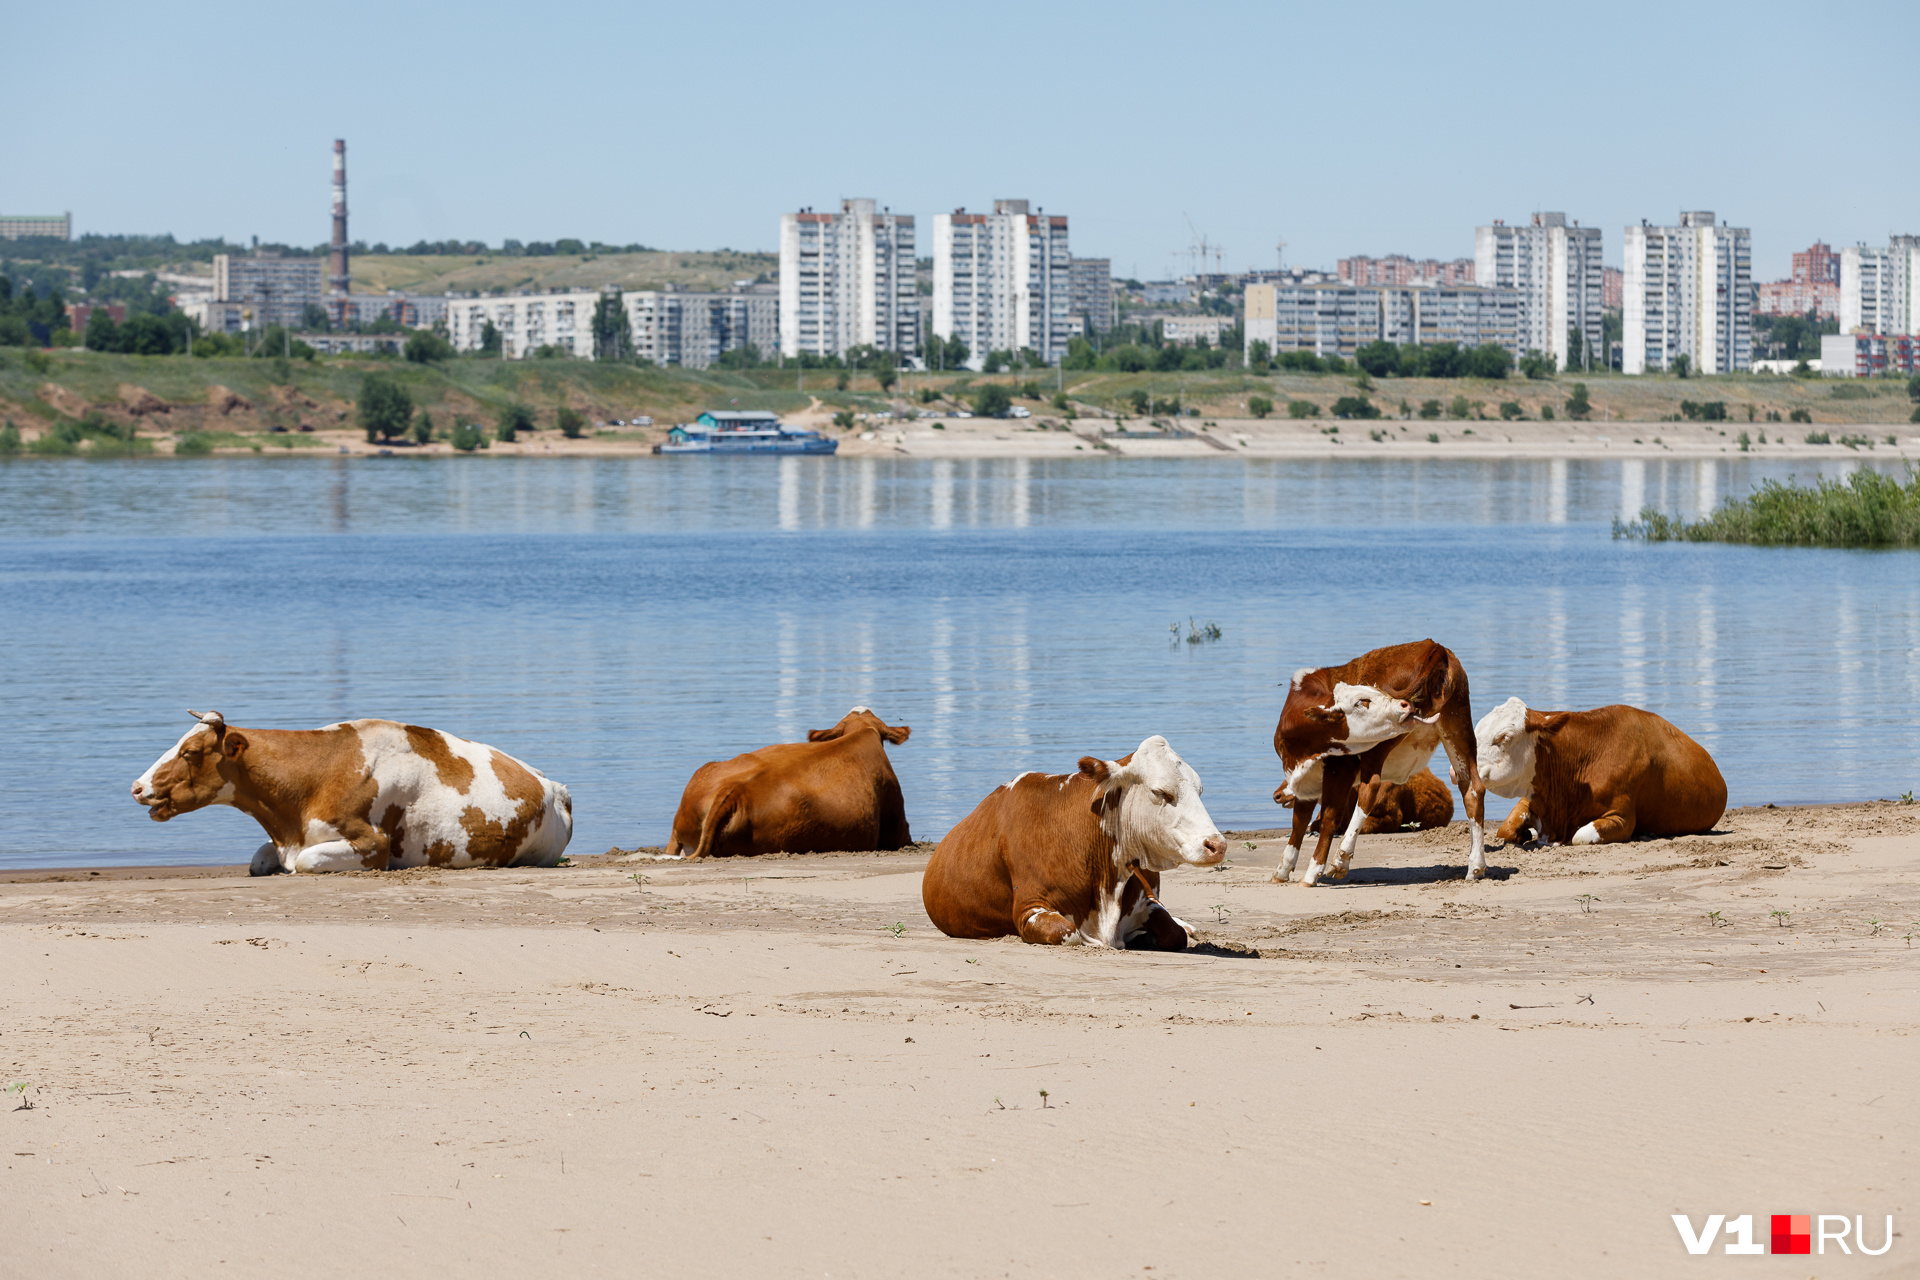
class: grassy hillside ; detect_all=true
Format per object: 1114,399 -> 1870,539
1,347 -> 1915,456
347,250 -> 777,297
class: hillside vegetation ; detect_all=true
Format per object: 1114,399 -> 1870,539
346,250 -> 777,297
1615,466 -> 1920,547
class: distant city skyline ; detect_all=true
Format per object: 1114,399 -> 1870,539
9,0 -> 1916,281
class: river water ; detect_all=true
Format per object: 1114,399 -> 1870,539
2,453 -> 1914,868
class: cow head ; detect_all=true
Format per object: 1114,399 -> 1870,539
1475,697 -> 1569,799
1328,682 -> 1431,749
1077,736 -> 1226,871
807,706 -> 911,745
131,710 -> 250,821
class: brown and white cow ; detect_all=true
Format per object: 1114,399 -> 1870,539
922,735 -> 1226,949
132,710 -> 573,874
1272,639 -> 1488,885
1277,766 -> 1453,835
1475,698 -> 1727,845
666,707 -> 912,858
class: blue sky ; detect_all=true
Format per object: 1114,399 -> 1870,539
9,0 -> 1915,279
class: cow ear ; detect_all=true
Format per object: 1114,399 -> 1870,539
881,723 -> 911,745
222,731 -> 250,759
805,728 -> 834,742
1536,712 -> 1571,735
1077,756 -> 1110,786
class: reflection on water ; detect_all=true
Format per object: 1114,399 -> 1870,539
0,455 -> 1916,868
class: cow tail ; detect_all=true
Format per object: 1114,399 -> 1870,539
690,784 -> 738,859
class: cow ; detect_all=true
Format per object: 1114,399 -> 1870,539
921,735 -> 1227,949
1272,639 -> 1488,885
132,710 -> 573,874
1475,698 -> 1727,845
1277,766 -> 1453,835
665,707 -> 912,858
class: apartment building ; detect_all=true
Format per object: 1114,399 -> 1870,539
1474,212 -> 1605,370
0,213 -> 71,241
1839,236 -> 1920,337
1819,331 -> 1920,378
1602,266 -> 1623,312
209,253 -> 324,330
778,199 -> 917,359
1068,257 -> 1114,334
1756,241 -> 1840,320
1157,315 -> 1232,346
1338,255 -> 1475,287
932,199 -> 1074,367
1242,284 -> 1520,359
1621,212 -> 1752,375
446,287 -> 777,367
332,292 -> 452,330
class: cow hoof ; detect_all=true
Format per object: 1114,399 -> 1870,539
1270,870 -> 1290,884
1464,867 -> 1485,882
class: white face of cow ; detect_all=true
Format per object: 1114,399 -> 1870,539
1094,736 -> 1226,871
1329,682 -> 1421,751
1474,696 -> 1536,799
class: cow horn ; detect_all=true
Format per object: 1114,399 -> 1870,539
188,709 -> 226,728
1412,711 -> 1442,725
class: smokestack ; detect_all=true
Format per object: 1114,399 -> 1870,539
328,139 -> 349,297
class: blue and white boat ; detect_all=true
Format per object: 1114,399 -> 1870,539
653,410 -> 837,455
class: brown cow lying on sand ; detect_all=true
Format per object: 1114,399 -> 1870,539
1475,698 -> 1727,845
132,710 -> 573,874
1277,766 -> 1453,835
666,707 -> 912,858
1273,639 -> 1488,885
922,735 -> 1226,949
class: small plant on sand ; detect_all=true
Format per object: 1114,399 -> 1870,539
1038,1089 -> 1051,1109
1706,910 -> 1726,928
1209,902 -> 1231,925
630,872 -> 649,891
1900,791 -> 1914,805
8,1082 -> 29,1110
1867,918 -> 1885,935
1242,840 -> 1257,852
1770,909 -> 1791,928
1575,894 -> 1599,914
885,921 -> 907,938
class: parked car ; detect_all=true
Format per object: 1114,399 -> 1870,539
632,415 -> 654,427
1008,406 -> 1031,418
953,410 -> 974,419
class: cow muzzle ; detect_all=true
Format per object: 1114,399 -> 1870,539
132,782 -> 172,820
1194,834 -> 1227,866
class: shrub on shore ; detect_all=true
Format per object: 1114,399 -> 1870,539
1613,467 -> 1920,547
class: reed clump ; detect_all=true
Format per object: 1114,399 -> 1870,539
1614,466 -> 1920,547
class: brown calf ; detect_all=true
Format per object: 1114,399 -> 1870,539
922,736 -> 1226,948
667,707 -> 911,858
1273,639 -> 1488,884
1476,699 -> 1726,845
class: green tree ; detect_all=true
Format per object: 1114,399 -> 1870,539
1498,401 -> 1523,420
1518,350 -> 1554,379
1330,395 -> 1379,420
591,290 -> 631,360
411,409 -> 434,445
1062,337 -> 1097,371
478,321 -> 501,356
1287,400 -> 1317,419
1246,339 -> 1272,371
1448,394 -> 1471,419
557,407 -> 587,438
972,384 -> 1013,418
1672,352 -> 1692,379
1396,345 -> 1428,377
1248,395 -> 1273,419
1355,340 -> 1398,377
450,422 -> 485,452
85,310 -> 123,352
357,374 -> 413,443
1127,389 -> 1150,415
1418,399 -> 1442,419
404,329 -> 455,363
1105,345 -> 1150,372
1467,345 -> 1513,379
831,410 -> 856,430
1906,374 -> 1920,402
1422,343 -> 1465,378
497,403 -> 534,442
0,420 -> 19,454
876,366 -> 898,393
1566,383 -> 1592,420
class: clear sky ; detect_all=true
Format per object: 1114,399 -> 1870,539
10,0 -> 1916,279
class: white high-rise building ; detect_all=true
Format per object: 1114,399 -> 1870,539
1839,236 -> 1920,337
778,199 -> 918,360
1621,211 -> 1752,375
932,199 -> 1074,368
1474,212 -> 1604,370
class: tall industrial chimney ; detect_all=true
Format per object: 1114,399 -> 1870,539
328,139 -> 349,298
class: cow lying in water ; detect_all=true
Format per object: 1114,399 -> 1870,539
132,710 -> 573,874
1475,698 -> 1727,845
1274,640 -> 1488,885
666,707 -> 912,858
922,736 -> 1226,949
1277,766 -> 1453,835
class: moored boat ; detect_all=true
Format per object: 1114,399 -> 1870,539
653,410 -> 837,455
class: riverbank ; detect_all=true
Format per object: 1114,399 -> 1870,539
3,800 -> 1915,1277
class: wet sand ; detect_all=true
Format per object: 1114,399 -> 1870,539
3,801 -> 1916,1278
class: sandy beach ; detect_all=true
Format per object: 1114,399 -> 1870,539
4,801 -> 1916,1278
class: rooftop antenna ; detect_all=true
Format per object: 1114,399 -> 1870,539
1275,237 -> 1287,274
